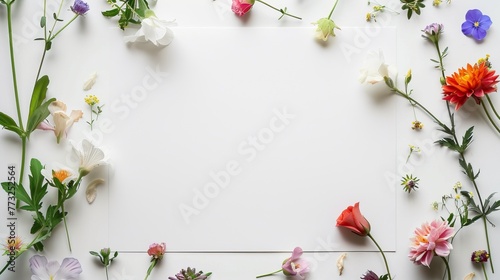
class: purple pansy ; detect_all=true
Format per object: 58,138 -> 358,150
71,0 -> 89,16
461,9 -> 492,40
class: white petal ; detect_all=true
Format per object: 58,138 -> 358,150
83,72 -> 98,91
48,100 -> 67,115
86,178 -> 105,204
336,253 -> 347,275
52,111 -> 70,143
29,255 -> 50,279
54,258 -> 82,280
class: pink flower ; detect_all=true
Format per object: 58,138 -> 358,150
231,0 -> 255,16
147,242 -> 166,259
409,220 -> 454,267
336,202 -> 371,236
282,247 -> 309,278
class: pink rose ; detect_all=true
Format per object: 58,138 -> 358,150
231,0 -> 255,16
147,242 -> 166,259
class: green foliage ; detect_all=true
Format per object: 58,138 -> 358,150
102,0 -> 150,30
400,0 -> 425,19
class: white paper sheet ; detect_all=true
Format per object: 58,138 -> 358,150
102,27 -> 398,252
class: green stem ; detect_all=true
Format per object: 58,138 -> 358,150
440,256 -> 451,280
61,202 -> 73,252
6,2 -> 23,131
481,99 -> 500,133
255,0 -> 302,20
105,266 -> 110,280
485,95 -> 500,120
144,258 -> 158,280
327,0 -> 339,19
256,269 -> 283,278
367,233 -> 392,280
49,14 -> 79,42
482,262 -> 489,280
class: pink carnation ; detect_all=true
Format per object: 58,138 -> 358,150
147,242 -> 166,259
409,220 -> 454,267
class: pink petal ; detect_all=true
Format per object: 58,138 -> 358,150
55,258 -> 82,279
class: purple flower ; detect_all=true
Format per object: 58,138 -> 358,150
361,270 -> 379,280
422,23 -> 444,43
461,9 -> 492,40
71,0 -> 89,16
471,250 -> 490,263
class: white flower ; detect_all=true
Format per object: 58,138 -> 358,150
358,49 -> 397,84
38,101 -> 83,143
29,255 -> 82,280
125,14 -> 175,47
71,139 -> 106,177
41,163 -> 77,185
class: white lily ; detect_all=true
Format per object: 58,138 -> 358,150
125,12 -> 175,47
71,139 -> 106,177
358,49 -> 397,85
38,101 -> 83,143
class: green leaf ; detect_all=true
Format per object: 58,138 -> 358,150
460,126 -> 474,151
40,16 -> 46,28
26,97 -> 56,136
28,158 -> 48,212
2,181 -> 34,210
0,111 -> 23,137
102,8 -> 120,17
29,75 -> 50,120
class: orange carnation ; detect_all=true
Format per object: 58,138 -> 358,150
442,62 -> 499,110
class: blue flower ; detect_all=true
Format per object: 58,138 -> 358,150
461,9 -> 492,40
71,0 -> 89,16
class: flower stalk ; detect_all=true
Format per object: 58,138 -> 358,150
255,0 -> 302,20
367,233 -> 392,280
440,256 -> 452,280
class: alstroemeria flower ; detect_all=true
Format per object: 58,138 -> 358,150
29,255 -> 82,280
71,139 -> 106,177
282,247 -> 309,278
359,50 -> 397,85
408,220 -> 454,267
38,101 -> 83,143
125,12 -> 175,47
231,0 -> 255,16
461,9 -> 492,41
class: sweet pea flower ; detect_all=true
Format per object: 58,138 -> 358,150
38,100 -> 83,143
29,255 -> 82,280
231,0 -> 255,16
71,0 -> 89,16
125,11 -> 175,47
71,139 -> 106,177
256,246 -> 309,279
359,49 -> 397,85
462,9 -> 492,41
282,247 -> 310,278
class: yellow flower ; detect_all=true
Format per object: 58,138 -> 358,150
432,0 -> 442,6
84,95 -> 100,106
412,120 -> 424,130
366,13 -> 372,22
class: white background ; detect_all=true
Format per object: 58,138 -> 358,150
1,0 -> 499,279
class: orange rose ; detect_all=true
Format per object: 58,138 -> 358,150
336,202 -> 371,236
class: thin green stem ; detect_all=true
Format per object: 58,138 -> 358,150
440,256 -> 451,280
485,95 -> 500,120
105,266 -> 110,280
367,233 -> 392,280
256,269 -> 283,278
49,14 -> 79,42
6,2 -> 23,130
482,263 -> 489,280
61,202 -> 73,252
481,98 -> 500,133
255,0 -> 302,20
327,0 -> 339,19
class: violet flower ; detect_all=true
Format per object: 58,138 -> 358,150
29,255 -> 82,280
462,9 -> 492,40
71,0 -> 89,15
